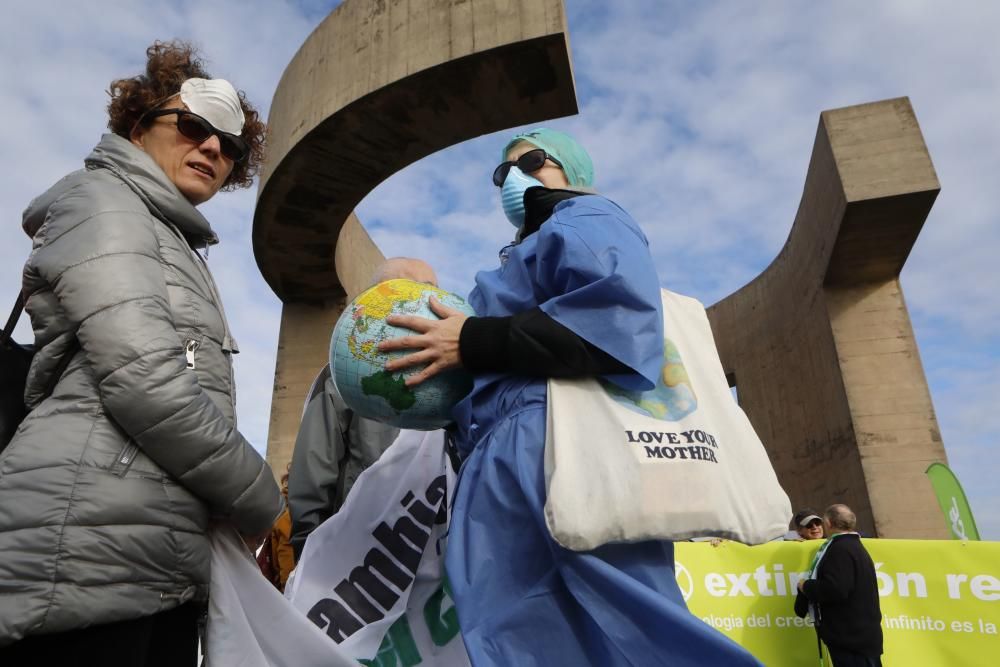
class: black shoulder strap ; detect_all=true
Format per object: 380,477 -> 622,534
4,291 -> 78,399
2,292 -> 24,344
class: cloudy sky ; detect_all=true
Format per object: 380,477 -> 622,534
2,1 -> 996,538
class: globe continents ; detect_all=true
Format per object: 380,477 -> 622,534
330,279 -> 476,430
601,338 -> 698,421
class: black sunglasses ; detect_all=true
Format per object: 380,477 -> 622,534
492,148 -> 563,187
141,108 -> 249,163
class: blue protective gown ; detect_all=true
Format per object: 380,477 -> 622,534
445,195 -> 762,666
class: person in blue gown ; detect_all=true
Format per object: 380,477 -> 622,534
380,128 -> 761,666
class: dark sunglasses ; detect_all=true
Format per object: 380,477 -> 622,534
141,108 -> 249,163
492,148 -> 563,187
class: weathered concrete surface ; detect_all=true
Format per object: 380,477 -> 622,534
707,98 -> 948,538
264,215 -> 383,476
258,0 -> 578,475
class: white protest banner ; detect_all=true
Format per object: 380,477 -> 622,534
287,429 -> 470,666
206,525 -> 357,667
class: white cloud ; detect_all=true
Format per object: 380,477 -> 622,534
3,0 -> 997,538
930,365 -> 1000,540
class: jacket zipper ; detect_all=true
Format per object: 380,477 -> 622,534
185,339 -> 200,370
189,248 -> 239,420
162,220 -> 239,420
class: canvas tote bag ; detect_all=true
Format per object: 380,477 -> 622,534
544,289 -> 791,551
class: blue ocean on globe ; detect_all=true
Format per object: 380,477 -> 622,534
330,279 -> 475,430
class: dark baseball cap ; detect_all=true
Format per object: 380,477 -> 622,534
791,509 -> 823,529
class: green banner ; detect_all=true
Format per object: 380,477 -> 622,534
926,462 -> 981,541
674,540 -> 1000,666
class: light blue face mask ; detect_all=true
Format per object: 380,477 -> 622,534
500,166 -> 545,228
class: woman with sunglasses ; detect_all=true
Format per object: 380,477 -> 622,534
380,129 -> 760,666
0,41 -> 280,664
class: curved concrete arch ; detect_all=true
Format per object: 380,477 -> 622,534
256,0 -> 579,469
706,98 -> 947,538
254,0 -> 578,304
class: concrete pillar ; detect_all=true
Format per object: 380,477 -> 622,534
826,280 -> 946,538
707,97 -> 947,538
264,214 -> 386,477
265,299 -> 343,478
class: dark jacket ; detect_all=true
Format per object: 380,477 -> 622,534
0,134 -> 281,644
795,533 -> 883,656
288,366 -> 399,559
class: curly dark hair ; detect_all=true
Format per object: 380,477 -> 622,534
107,40 -> 266,190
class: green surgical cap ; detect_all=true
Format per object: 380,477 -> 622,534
502,127 -> 594,188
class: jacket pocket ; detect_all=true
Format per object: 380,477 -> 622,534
109,440 -> 140,477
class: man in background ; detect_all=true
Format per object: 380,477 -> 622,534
795,504 -> 883,667
287,258 -> 438,559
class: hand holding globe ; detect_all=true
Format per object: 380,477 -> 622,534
380,296 -> 468,386
329,278 -> 475,430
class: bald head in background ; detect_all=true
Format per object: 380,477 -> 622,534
825,504 -> 858,535
370,257 -> 438,287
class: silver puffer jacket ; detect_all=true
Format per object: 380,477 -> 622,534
0,134 -> 281,644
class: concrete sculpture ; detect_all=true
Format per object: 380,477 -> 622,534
256,2 -> 948,538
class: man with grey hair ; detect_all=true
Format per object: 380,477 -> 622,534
287,258 -> 437,558
795,504 -> 883,666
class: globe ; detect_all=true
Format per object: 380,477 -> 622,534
330,279 -> 476,430
601,338 -> 699,421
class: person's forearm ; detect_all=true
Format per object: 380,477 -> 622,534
459,307 -> 631,376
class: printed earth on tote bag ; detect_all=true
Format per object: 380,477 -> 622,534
601,338 -> 698,422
